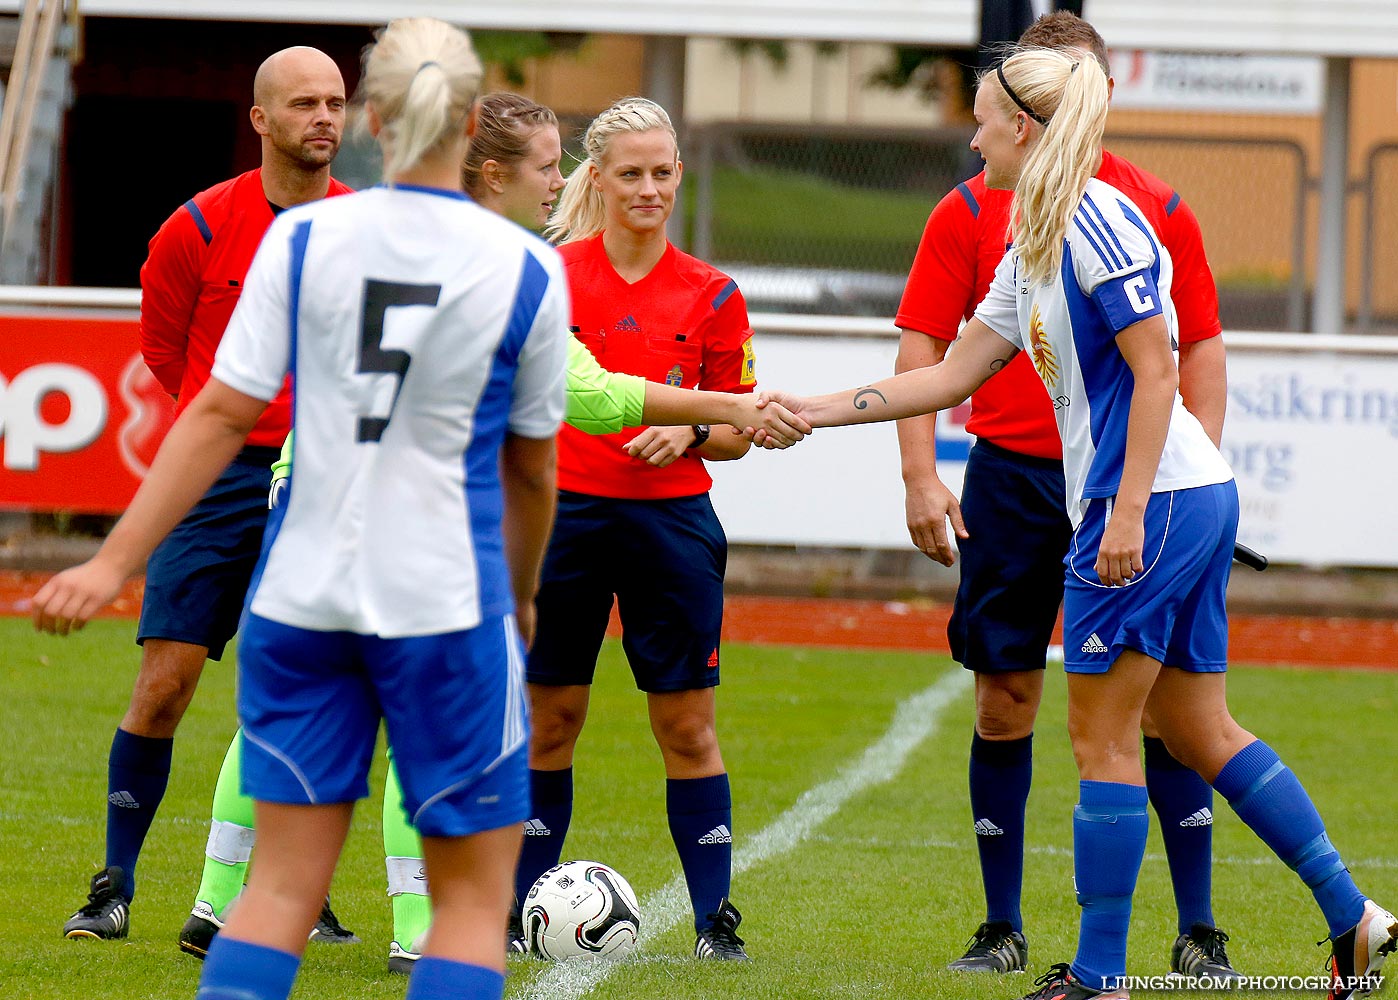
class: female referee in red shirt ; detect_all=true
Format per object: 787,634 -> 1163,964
518,96 -> 753,961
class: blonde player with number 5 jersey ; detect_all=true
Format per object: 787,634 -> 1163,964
34,18 -> 569,1000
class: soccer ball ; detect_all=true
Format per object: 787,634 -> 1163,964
523,860 -> 641,959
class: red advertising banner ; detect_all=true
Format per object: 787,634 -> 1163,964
0,312 -> 175,513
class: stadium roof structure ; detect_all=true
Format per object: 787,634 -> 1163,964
0,0 -> 979,45
7,0 -> 1398,56
1086,0 -> 1398,60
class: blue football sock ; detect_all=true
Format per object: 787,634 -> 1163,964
1144,736 -> 1215,933
667,773 -> 733,932
405,957 -> 504,1000
1213,740 -> 1365,938
105,728 -> 174,899
968,731 -> 1033,931
515,768 -> 572,907
1071,781 -> 1149,993
195,936 -> 299,1000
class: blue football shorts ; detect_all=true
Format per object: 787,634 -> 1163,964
236,612 -> 530,838
528,491 -> 726,693
1062,480 -> 1238,674
137,444 -> 280,659
948,441 -> 1073,674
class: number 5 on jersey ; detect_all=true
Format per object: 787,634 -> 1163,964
357,279 -> 441,443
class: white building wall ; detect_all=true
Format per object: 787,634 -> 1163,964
686,39 -> 943,127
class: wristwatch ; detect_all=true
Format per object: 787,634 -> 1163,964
690,424 -> 711,450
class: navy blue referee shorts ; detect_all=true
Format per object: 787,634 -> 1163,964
137,444 -> 279,661
947,440 -> 1072,674
527,491 -> 726,693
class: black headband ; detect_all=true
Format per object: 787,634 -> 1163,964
996,62 -> 1049,127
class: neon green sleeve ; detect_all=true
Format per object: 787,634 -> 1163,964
271,432 -> 292,483
565,334 -> 647,435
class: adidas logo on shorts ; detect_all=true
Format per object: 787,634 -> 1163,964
523,819 -> 552,837
1180,808 -> 1214,828
698,824 -> 732,845
974,818 -> 1005,836
1080,633 -> 1109,654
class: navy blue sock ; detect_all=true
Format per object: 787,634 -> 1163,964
405,957 -> 504,1000
515,767 -> 573,907
105,728 -> 174,900
1144,736 -> 1215,933
667,774 -> 732,932
1071,781 -> 1149,992
196,936 -> 299,1000
1213,740 -> 1365,938
968,731 -> 1033,931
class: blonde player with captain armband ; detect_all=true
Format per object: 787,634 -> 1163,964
757,47 -> 1396,1000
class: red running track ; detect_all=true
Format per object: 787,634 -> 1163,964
3,572 -> 1395,670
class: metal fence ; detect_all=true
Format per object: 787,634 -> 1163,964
686,122 -> 972,316
1361,143 -> 1398,333
1103,134 -> 1308,332
684,121 -> 1312,330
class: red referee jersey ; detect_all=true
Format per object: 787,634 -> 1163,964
139,168 -> 354,448
556,235 -> 757,500
895,149 -> 1222,460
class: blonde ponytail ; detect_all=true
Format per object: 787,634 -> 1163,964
360,18 -> 483,181
546,158 -> 607,244
997,50 -> 1109,285
546,96 -> 678,244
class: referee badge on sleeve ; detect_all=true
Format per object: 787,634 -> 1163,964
740,338 -> 757,385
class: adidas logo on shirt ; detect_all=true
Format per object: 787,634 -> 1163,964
108,791 -> 139,809
614,315 -> 641,332
523,819 -> 552,837
1080,633 -> 1109,654
698,824 -> 732,845
973,818 -> 1005,836
1180,808 -> 1214,828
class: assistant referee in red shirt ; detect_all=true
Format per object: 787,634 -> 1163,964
516,97 -> 755,963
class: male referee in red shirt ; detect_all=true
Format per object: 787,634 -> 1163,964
61,46 -> 356,947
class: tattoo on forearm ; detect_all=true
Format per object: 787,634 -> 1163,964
853,387 -> 887,410
989,358 -> 1008,373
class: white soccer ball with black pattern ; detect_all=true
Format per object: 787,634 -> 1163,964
523,860 -> 641,959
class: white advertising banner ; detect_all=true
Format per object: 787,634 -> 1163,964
710,338 -> 917,556
1108,51 -> 1324,116
710,328 -> 1398,568
708,332 -> 962,551
1223,350 -> 1398,567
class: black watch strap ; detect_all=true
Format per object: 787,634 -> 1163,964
690,424 -> 711,449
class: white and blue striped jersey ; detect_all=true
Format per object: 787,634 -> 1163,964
974,178 -> 1232,526
212,184 -> 569,638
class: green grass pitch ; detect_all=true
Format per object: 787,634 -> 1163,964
1,617 -> 1394,999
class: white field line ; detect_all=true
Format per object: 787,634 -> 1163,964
518,667 -> 972,1000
